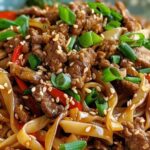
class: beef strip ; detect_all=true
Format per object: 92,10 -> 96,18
45,41 -> 67,72
123,117 -> 150,150
9,63 -> 41,84
135,47 -> 150,68
67,48 -> 96,88
32,84 -> 64,118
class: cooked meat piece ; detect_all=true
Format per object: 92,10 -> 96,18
135,47 -> 150,68
67,48 -> 96,88
22,42 -> 30,53
45,41 -> 67,72
9,63 -> 41,84
32,84 -> 64,118
123,117 -> 150,150
0,57 -> 10,69
14,104 -> 29,123
115,1 -> 141,31
4,147 -> 15,150
0,50 -> 7,60
32,44 -> 44,61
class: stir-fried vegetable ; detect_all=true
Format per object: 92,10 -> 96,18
102,67 -> 122,82
0,19 -> 17,30
110,55 -> 120,64
110,9 -> 123,21
0,30 -> 16,41
60,140 -> 87,150
104,20 -> 121,31
67,36 -> 76,51
51,73 -> 71,90
143,39 -> 150,50
120,33 -> 145,47
124,76 -> 141,84
65,89 -> 81,101
0,11 -> 16,20
58,5 -> 76,25
118,42 -> 137,62
28,54 -> 41,70
139,68 -> 150,74
78,31 -> 103,48
23,89 -> 32,95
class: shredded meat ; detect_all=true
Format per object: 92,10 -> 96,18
32,85 -> 64,118
45,41 -> 67,72
67,48 -> 96,88
9,63 -> 41,84
123,117 -> 150,150
135,47 -> 150,68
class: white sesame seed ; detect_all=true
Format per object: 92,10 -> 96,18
56,68 -> 63,74
20,41 -> 26,46
96,86 -> 101,92
70,100 -> 75,105
84,67 -> 88,73
84,88 -> 92,93
8,89 -> 12,94
92,73 -> 96,79
89,111 -> 96,115
72,87 -> 78,94
19,104 -> 23,110
4,83 -> 8,88
31,87 -> 36,92
64,94 -> 68,99
43,87 -> 47,93
73,24 -> 78,28
130,104 -> 136,110
85,126 -> 91,132
51,98 -> 55,102
56,97 -> 60,103
22,96 -> 29,99
14,113 -> 19,120
70,62 -> 74,67
25,35 -> 31,40
110,88 -> 115,94
0,85 -> 5,90
53,34 -> 59,41
40,91 -> 44,96
48,87 -> 52,92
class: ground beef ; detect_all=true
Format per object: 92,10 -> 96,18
123,117 -> 150,150
135,47 -> 150,68
45,41 -> 67,72
67,48 -> 96,88
9,63 -> 41,84
32,84 -> 64,118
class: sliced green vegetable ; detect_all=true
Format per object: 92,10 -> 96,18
0,19 -> 17,30
78,31 -> 103,48
51,73 -> 71,90
28,54 -> 41,70
88,2 -> 111,16
0,30 -> 16,41
67,36 -> 76,51
118,42 -> 137,62
23,89 -> 32,95
110,9 -> 123,21
104,20 -> 121,30
143,39 -> 150,50
110,55 -> 121,64
139,68 -> 150,74
59,5 -> 76,25
95,100 -> 108,117
102,67 -> 122,82
15,15 -> 29,37
60,140 -> 87,150
120,33 -> 145,47
124,76 -> 141,84
65,89 -> 81,101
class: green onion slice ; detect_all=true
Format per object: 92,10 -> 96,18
95,100 -> 108,117
102,67 -> 122,82
88,2 -> 111,16
124,76 -> 141,84
60,140 -> 87,150
67,36 -> 76,51
23,89 -> 32,95
28,54 -> 41,70
120,32 -> 145,47
118,42 -> 137,62
104,20 -> 121,31
0,19 -> 18,30
110,9 -> 123,21
139,68 -> 150,74
59,5 -> 76,25
65,89 -> 81,101
143,39 -> 150,50
78,31 -> 103,48
51,73 -> 71,90
15,15 -> 29,37
110,55 -> 120,64
0,30 -> 16,41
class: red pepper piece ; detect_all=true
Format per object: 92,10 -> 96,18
49,88 -> 82,111
15,77 -> 28,92
0,11 -> 16,20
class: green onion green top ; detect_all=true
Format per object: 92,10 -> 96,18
0,19 -> 18,30
59,140 -> 87,150
110,55 -> 121,64
143,39 -> 150,50
65,89 -> 81,101
104,20 -> 121,31
59,5 -> 76,25
124,76 -> 141,84
28,54 -> 41,70
67,36 -> 76,51
139,68 -> 150,74
102,67 -> 122,82
78,31 -> 103,48
110,9 -> 123,21
0,30 -> 16,41
118,42 -> 137,62
51,73 -> 71,90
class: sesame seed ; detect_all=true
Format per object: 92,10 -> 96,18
134,130 -> 140,135
70,62 -> 74,67
25,35 -> 31,40
92,73 -> 96,79
8,89 -> 12,94
127,100 -> 132,106
31,87 -> 36,92
110,88 -> 115,94
43,87 -> 47,93
20,41 -> 26,46
73,24 -> 78,28
53,34 -> 59,41
7,37 -> 13,40
72,87 -> 78,94
64,94 -> 68,99
22,96 -> 29,99
84,67 -> 88,73
19,104 -> 23,111
130,104 -> 136,110
107,108 -> 111,112
40,91 -> 44,96
4,83 -> 8,88
56,97 -> 60,103
140,118 -> 145,123
51,98 -> 55,102
56,68 -> 63,74
101,34 -> 104,38
70,100 -> 75,105
89,111 -> 96,115
104,109 -> 107,115
65,104 -> 69,110
0,85 -> 5,90
85,126 -> 91,132
14,113 -> 19,120
24,106 -> 29,110
96,86 -> 101,92
48,87 -> 52,92
85,88 -> 92,93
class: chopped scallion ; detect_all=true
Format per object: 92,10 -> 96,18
110,55 -> 120,64
118,42 -> 137,62
110,9 -> 123,21
65,89 -> 81,101
0,30 -> 16,41
139,68 -> 150,74
23,89 -> 32,95
104,20 -> 121,30
143,39 -> 150,50
0,19 -> 18,30
102,67 -> 122,82
67,36 -> 76,51
124,76 -> 141,84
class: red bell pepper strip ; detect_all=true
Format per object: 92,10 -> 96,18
0,11 -> 16,20
15,77 -> 28,92
49,88 -> 82,111
146,74 -> 150,83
